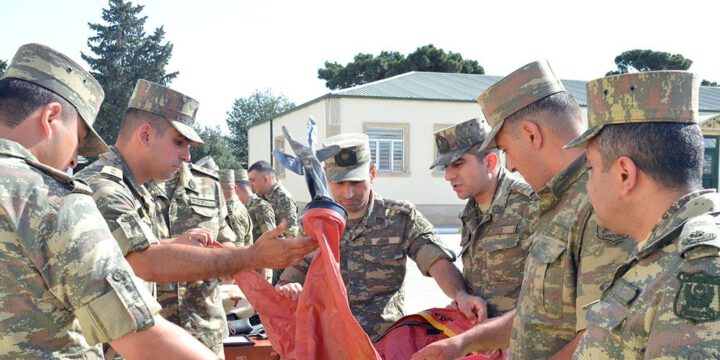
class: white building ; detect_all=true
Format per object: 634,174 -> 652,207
248,72 -> 720,226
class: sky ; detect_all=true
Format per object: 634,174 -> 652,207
2,0 -> 719,133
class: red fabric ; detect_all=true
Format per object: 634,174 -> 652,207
373,308 -> 501,360
234,208 -> 381,360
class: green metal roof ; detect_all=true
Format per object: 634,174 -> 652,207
334,71 -> 720,111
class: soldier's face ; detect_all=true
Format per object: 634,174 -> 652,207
235,184 -> 251,204
586,142 -> 623,232
148,126 -> 191,181
248,170 -> 270,195
495,126 -> 543,191
329,166 -> 376,216
444,153 -> 495,201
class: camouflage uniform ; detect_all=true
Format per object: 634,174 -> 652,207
219,169 -> 253,246
237,169 -> 275,241
263,182 -> 299,237
430,117 -> 536,317
476,61 -> 635,359
147,162 -> 234,355
0,44 -> 159,358
568,72 -> 720,358
284,134 -> 455,339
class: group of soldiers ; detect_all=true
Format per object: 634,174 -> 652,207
0,40 -> 718,360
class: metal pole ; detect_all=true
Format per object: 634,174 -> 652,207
269,117 -> 274,166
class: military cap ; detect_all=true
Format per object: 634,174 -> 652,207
430,117 -> 491,169
566,71 -> 699,149
323,133 -> 372,182
2,43 -> 109,157
195,155 -> 219,171
235,168 -> 249,182
127,79 -> 204,146
478,60 -> 566,150
218,169 -> 235,184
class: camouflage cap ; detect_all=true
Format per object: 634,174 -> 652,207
2,43 -> 109,157
127,79 -> 204,147
235,168 -> 249,182
477,60 -> 566,150
218,169 -> 235,184
195,155 -> 219,171
429,116 -> 491,169
565,71 -> 699,149
322,133 -> 372,182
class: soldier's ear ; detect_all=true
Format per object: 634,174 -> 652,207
137,123 -> 152,146
615,156 -> 638,197
520,120 -> 543,150
38,102 -> 64,138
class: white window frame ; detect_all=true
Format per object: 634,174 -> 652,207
363,123 -> 410,177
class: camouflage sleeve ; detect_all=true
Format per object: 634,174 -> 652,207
22,193 -> 161,346
225,199 -> 252,246
215,192 -> 238,244
277,196 -> 299,236
644,257 -> 720,358
255,201 -> 276,238
280,252 -> 314,284
575,210 -> 636,332
87,178 -> 159,256
404,206 -> 455,276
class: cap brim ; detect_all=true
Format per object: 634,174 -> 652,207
479,119 -> 504,151
429,146 -> 472,169
169,120 -> 204,147
327,162 -> 371,183
564,126 -> 604,149
77,120 -> 110,157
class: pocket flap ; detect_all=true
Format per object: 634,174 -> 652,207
529,237 -> 566,264
484,235 -> 520,252
585,297 -> 629,331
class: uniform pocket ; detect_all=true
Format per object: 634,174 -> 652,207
528,236 -> 567,318
189,196 -> 218,218
485,233 -> 524,285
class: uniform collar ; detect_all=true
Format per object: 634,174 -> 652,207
637,190 -> 719,258
0,138 -> 38,162
535,153 -> 588,214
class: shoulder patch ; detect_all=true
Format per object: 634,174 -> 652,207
679,214 -> 720,257
100,165 -> 123,180
674,271 -> 720,323
189,163 -> 219,180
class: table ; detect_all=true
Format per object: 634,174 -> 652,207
223,337 -> 279,360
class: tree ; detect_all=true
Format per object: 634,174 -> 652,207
189,126 -> 241,169
0,59 -> 7,76
702,80 -> 718,87
606,49 -> 692,76
318,44 -> 484,90
82,0 -> 178,145
226,90 -> 294,166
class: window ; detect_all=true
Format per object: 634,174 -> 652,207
365,125 -> 409,175
274,136 -> 286,178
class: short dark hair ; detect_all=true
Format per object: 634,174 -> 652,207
468,143 -> 498,162
248,160 -> 276,177
594,122 -> 703,191
117,108 -> 171,142
0,78 -> 77,128
504,92 -> 585,140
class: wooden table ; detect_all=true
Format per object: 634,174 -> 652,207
223,337 -> 279,360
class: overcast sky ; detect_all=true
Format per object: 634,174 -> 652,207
2,0 -> 718,132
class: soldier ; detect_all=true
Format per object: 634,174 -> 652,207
412,117 -> 536,359
219,169 -> 254,246
146,156 -> 239,357
476,60 -> 635,359
235,167 -> 275,281
74,80 -> 316,314
277,133 -> 486,339
248,160 -> 299,237
0,43 -> 215,358
568,72 -> 720,358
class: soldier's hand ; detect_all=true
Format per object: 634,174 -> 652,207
171,228 -> 214,247
410,336 -> 465,360
275,282 -> 303,301
249,221 -> 317,269
455,291 -> 487,324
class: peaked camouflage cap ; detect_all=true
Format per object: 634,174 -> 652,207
128,79 -> 204,146
565,71 -> 699,149
196,155 -> 219,171
430,116 -> 491,169
477,60 -> 566,150
218,169 -> 235,184
323,133 -> 372,182
235,168 -> 249,182
2,43 -> 109,156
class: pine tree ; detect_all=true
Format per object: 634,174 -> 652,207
82,0 -> 178,144
0,59 -> 7,76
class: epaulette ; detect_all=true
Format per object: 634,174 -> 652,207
189,163 -> 219,181
24,158 -> 93,195
100,165 -> 123,181
386,199 -> 415,215
679,214 -> 720,260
